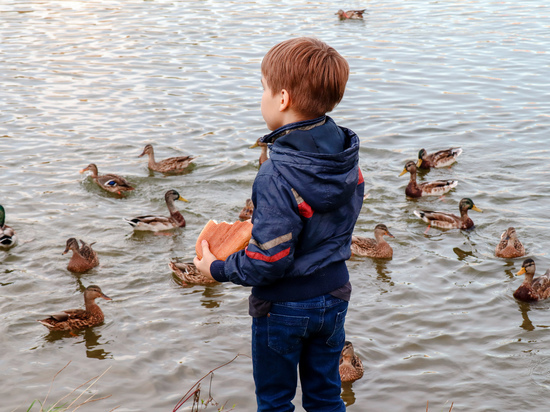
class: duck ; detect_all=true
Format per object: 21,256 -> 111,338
495,227 -> 525,258
0,205 -> 17,249
351,224 -> 394,259
37,285 -> 111,331
399,160 -> 458,198
339,341 -> 364,382
138,143 -> 194,173
417,147 -> 463,169
239,198 -> 254,221
514,258 -> 550,302
62,238 -> 99,273
124,189 -> 188,231
80,163 -> 135,194
414,198 -> 482,231
250,138 -> 268,166
169,258 -> 218,286
336,9 -> 366,20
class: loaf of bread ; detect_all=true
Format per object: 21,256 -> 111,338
195,219 -> 253,261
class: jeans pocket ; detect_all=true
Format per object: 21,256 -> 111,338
326,307 -> 347,348
267,313 -> 309,355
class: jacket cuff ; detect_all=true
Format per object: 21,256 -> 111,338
210,260 -> 228,282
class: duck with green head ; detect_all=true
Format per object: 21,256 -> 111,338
0,205 -> 17,249
414,198 -> 482,231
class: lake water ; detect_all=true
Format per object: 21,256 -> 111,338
1,0 -> 549,411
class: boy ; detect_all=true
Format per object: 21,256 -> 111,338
194,37 -> 364,412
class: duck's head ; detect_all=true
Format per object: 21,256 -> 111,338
165,189 -> 188,203
0,205 -> 5,227
516,258 -> 535,277
139,144 -> 154,158
374,223 -> 394,238
504,227 -> 518,240
340,341 -> 356,362
416,148 -> 427,167
399,160 -> 417,176
62,238 -> 80,255
80,163 -> 98,174
85,285 -> 112,301
459,198 -> 482,213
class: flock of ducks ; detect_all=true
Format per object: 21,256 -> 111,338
2,142 -> 548,383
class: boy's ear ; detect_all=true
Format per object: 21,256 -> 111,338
279,89 -> 291,112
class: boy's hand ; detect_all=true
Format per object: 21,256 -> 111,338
193,240 -> 217,280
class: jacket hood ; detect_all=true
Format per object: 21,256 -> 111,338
263,116 -> 360,213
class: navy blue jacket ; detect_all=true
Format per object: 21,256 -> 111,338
210,116 -> 364,301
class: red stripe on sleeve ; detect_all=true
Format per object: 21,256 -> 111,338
358,168 -> 364,184
246,247 -> 291,262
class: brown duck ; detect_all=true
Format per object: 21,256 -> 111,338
339,341 -> 364,382
124,189 -> 188,231
351,224 -> 394,259
239,198 -> 254,221
169,258 -> 218,286
80,163 -> 134,194
336,9 -> 367,20
138,144 -> 194,173
63,238 -> 99,273
38,285 -> 111,331
250,138 -> 268,166
399,160 -> 458,198
414,198 -> 482,231
495,227 -> 525,258
417,147 -> 463,169
514,258 -> 550,302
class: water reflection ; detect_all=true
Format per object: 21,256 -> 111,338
42,327 -> 112,359
453,246 -> 473,262
517,302 -> 534,332
200,286 -> 224,309
341,381 -> 357,406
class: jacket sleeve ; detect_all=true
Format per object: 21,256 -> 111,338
212,172 -> 303,287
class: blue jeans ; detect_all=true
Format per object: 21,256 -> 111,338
252,294 -> 348,412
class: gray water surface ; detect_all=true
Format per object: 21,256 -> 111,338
1,1 -> 549,411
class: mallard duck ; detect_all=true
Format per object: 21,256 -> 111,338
63,238 -> 99,273
514,258 -> 550,302
250,138 -> 268,166
37,285 -> 111,331
239,198 -> 254,221
414,198 -> 482,231
336,9 -> 366,20
339,341 -> 364,382
417,147 -> 463,169
169,258 -> 218,286
0,205 -> 17,249
495,227 -> 525,258
399,161 -> 458,198
124,189 -> 188,231
138,143 -> 194,173
351,224 -> 394,259
80,163 -> 135,194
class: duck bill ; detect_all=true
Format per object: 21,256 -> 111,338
398,169 -> 407,177
178,196 -> 189,202
416,159 -> 423,168
101,293 -> 112,301
472,205 -> 483,212
138,149 -> 146,158
516,267 -> 526,276
385,230 -> 395,238
62,248 -> 69,255
249,142 -> 259,149
79,168 -> 87,174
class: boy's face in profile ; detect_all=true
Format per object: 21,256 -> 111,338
261,76 -> 284,131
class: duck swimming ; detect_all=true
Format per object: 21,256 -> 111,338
339,341 -> 364,382
417,147 -> 463,169
0,205 -> 17,249
169,258 -> 218,286
495,227 -> 525,258
138,144 -> 194,173
239,198 -> 254,221
513,258 -> 550,302
38,285 -> 111,331
250,138 -> 268,166
399,160 -> 458,198
336,9 -> 366,20
80,163 -> 134,194
124,189 -> 188,231
63,238 -> 99,273
414,198 -> 482,231
351,224 -> 394,259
